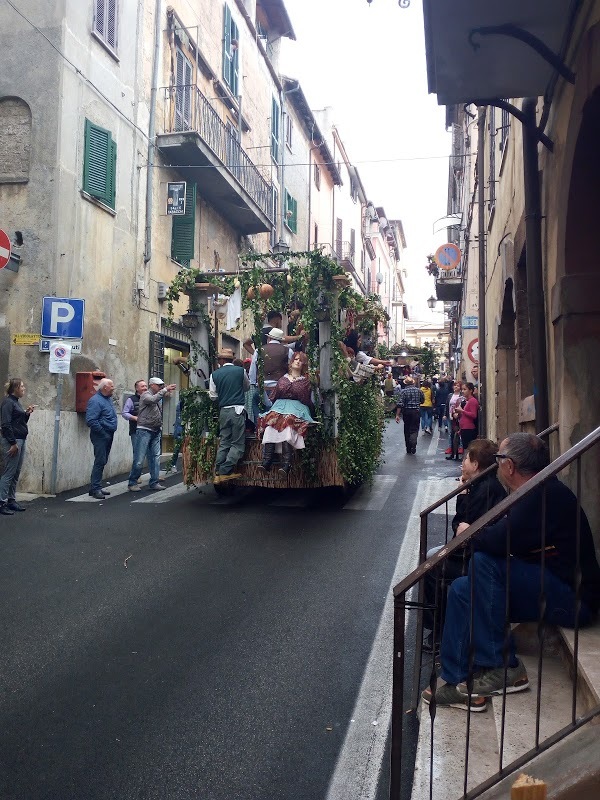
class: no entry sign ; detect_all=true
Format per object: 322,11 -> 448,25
0,229 -> 11,270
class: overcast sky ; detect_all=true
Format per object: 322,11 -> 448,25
280,0 -> 450,320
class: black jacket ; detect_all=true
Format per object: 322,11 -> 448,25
0,394 -> 30,443
452,473 -> 506,534
474,476 -> 600,613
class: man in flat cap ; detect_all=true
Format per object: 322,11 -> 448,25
209,349 -> 250,483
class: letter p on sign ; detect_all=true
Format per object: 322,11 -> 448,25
50,302 -> 75,332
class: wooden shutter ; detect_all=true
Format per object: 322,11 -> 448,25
171,182 -> 196,265
350,228 -> 356,258
223,5 -> 232,88
175,49 -> 193,131
230,17 -> 239,96
336,218 -> 342,257
285,191 -> 297,234
271,97 -> 280,162
83,119 -> 114,206
106,0 -> 117,50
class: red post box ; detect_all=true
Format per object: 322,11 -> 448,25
76,371 -> 106,413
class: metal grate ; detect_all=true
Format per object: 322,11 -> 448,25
148,331 -> 166,380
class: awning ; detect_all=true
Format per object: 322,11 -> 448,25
422,0 -> 579,104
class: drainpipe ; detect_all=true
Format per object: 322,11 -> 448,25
477,106 -> 487,436
279,82 -> 300,246
144,0 -> 162,264
522,98 -> 549,433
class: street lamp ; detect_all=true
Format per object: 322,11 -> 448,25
181,308 -> 200,329
427,295 -> 437,309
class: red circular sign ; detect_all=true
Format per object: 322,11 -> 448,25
434,242 -> 461,271
0,229 -> 11,270
467,338 -> 479,364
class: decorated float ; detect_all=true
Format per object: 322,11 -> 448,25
165,250 -> 388,494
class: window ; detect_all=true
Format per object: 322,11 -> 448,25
93,0 -> 118,52
175,48 -> 193,132
222,4 -> 239,96
499,105 -> 510,153
335,218 -> 342,258
83,119 -> 117,209
285,113 -> 293,150
314,162 -> 321,190
271,96 -> 280,163
171,182 -> 197,267
284,189 -> 297,234
313,223 -> 319,249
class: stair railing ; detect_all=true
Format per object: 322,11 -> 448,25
389,423 -> 600,800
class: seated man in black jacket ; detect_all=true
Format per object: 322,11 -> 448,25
423,438 -> 506,648
424,432 -> 600,712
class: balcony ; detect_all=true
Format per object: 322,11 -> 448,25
157,86 -> 273,235
435,267 -> 463,301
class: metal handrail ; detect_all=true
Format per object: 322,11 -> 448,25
390,421 -> 600,800
160,85 -> 273,221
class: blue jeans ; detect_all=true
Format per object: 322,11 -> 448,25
89,431 -> 113,492
250,386 -> 272,423
128,429 -> 161,487
420,407 -> 433,430
0,437 -> 26,503
440,551 -> 593,685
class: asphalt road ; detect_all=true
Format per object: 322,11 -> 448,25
0,422 -> 458,800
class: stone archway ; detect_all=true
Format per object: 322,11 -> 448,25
554,84 -> 600,539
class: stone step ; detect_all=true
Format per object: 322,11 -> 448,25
490,654 -> 574,769
558,624 -> 600,712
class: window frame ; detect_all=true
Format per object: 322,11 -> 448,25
171,182 -> 197,267
83,118 -> 117,210
271,96 -> 280,164
314,162 -> 321,191
285,113 -> 293,151
222,3 -> 240,97
92,0 -> 118,57
284,189 -> 297,234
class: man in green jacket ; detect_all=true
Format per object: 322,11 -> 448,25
209,349 -> 250,483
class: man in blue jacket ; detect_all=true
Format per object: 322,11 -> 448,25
423,432 -> 600,712
85,378 -> 118,499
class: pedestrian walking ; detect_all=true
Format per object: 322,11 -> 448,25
85,378 -> 118,499
394,376 -> 424,454
209,348 -> 250,482
0,378 -> 35,515
127,377 -> 176,492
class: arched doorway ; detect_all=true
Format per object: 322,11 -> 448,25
556,85 -> 600,538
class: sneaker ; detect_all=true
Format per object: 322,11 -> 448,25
445,447 -> 452,455
128,485 -> 142,492
150,483 -> 167,491
0,503 -> 15,516
7,501 -> 26,511
458,447 -> 464,455
457,658 -> 529,698
164,465 -> 178,475
422,683 -> 487,712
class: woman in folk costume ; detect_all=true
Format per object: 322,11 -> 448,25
257,352 -> 316,477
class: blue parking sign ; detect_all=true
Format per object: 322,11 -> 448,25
41,297 -> 85,339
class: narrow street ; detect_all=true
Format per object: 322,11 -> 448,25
0,422 -> 458,800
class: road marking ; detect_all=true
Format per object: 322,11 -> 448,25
325,474 -> 442,800
66,474 -> 153,502
131,483 -> 189,503
344,475 -> 398,511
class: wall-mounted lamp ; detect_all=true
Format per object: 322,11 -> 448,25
181,309 -> 200,329
427,295 -> 437,309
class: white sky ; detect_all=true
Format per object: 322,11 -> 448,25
280,0 -> 450,321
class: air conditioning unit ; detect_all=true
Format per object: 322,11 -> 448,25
157,282 -> 168,300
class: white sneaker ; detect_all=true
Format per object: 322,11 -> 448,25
150,483 -> 167,491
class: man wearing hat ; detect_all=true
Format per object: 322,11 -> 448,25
394,376 -> 425,454
260,327 -> 293,399
127,377 -> 176,492
209,348 -> 250,482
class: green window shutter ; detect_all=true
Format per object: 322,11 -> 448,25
83,118 -> 114,206
231,18 -> 239,96
171,182 -> 196,265
271,97 -> 280,162
285,190 -> 297,234
223,4 -> 232,88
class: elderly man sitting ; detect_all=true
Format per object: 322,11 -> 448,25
424,432 -> 600,712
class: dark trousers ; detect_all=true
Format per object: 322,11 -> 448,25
90,431 -> 113,492
440,552 -> 594,685
460,427 -> 477,452
402,409 -> 420,452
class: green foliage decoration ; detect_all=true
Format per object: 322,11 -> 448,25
166,249 -> 384,486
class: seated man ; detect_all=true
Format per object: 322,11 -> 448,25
423,432 -> 600,712
422,438 -> 506,649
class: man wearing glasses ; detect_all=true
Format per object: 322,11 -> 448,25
423,432 -> 600,712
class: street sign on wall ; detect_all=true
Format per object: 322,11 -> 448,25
0,229 -> 11,270
49,342 -> 72,374
462,315 -> 478,329
167,181 -> 187,215
434,242 -> 461,271
41,297 -> 85,339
